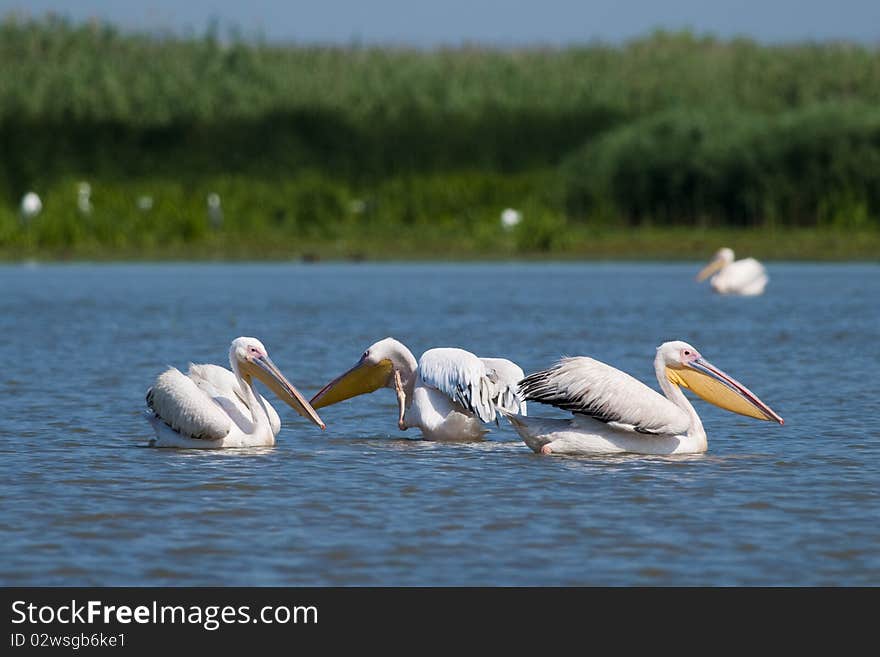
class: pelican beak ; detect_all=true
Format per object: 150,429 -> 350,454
666,358 -> 783,424
310,357 -> 393,409
244,354 -> 326,429
696,257 -> 724,282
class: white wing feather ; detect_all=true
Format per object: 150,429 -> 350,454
480,357 -> 527,415
518,357 -> 691,436
418,348 -> 497,423
146,367 -> 232,440
187,364 -> 281,436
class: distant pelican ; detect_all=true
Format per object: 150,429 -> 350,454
77,182 -> 92,215
146,337 -> 325,448
207,192 -> 223,229
137,195 -> 154,211
697,248 -> 768,296
500,208 -> 522,230
505,341 -> 783,456
19,192 -> 42,222
310,337 -> 526,441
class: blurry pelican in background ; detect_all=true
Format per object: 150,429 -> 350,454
697,247 -> 768,296
505,340 -> 783,456
500,208 -> 522,231
19,192 -> 42,223
146,337 -> 325,448
77,182 -> 93,215
207,192 -> 223,229
310,337 -> 526,441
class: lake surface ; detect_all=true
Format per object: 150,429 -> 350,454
1,262 -> 878,586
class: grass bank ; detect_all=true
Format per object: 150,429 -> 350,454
4,226 -> 877,262
3,174 -> 877,261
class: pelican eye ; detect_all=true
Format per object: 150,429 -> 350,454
684,350 -> 691,356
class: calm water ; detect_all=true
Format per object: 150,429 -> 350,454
1,262 -> 877,586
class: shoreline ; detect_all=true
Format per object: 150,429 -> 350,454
2,228 -> 877,263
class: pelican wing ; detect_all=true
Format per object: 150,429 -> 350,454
481,357 -> 527,415
418,348 -> 498,423
187,364 -> 281,436
146,367 -> 232,440
518,357 -> 691,435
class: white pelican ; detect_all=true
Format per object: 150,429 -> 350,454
500,208 -> 522,230
145,337 -> 325,448
697,247 -> 768,296
310,337 -> 527,441
77,182 -> 92,215
207,192 -> 223,229
19,192 -> 42,222
505,341 -> 783,456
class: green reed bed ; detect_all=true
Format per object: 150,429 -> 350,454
1,18 -> 879,259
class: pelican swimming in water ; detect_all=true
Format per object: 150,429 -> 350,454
310,337 -> 526,441
505,341 -> 783,456
146,337 -> 325,448
697,247 -> 768,296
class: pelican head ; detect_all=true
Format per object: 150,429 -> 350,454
310,337 -> 413,409
658,340 -> 783,424
697,247 -> 735,282
229,337 -> 325,429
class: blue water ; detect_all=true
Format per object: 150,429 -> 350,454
1,262 -> 877,585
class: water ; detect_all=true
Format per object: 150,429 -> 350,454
1,262 -> 877,586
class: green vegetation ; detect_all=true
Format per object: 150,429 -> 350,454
1,17 -> 879,260
563,103 -> 880,228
